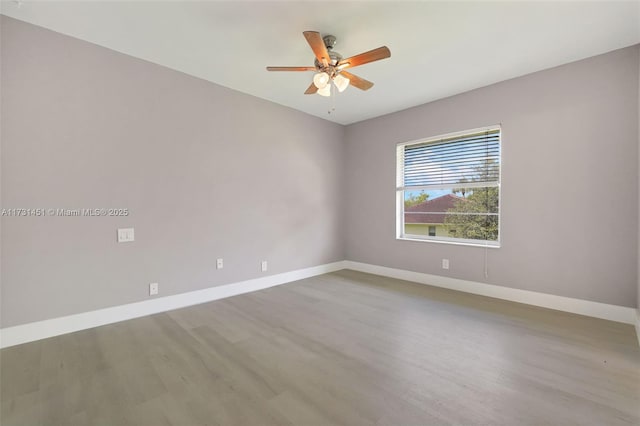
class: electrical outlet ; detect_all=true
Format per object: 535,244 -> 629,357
117,228 -> 134,243
261,260 -> 268,272
149,282 -> 159,296
216,258 -> 223,269
442,259 -> 450,270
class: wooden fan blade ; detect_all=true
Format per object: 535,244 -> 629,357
340,71 -> 374,91
266,66 -> 316,71
303,31 -> 330,65
304,83 -> 318,95
338,46 -> 390,70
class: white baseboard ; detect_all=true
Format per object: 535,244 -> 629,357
2,259 -> 636,349
0,261 -> 346,349
344,261 -> 637,325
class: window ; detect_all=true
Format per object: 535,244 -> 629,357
397,126 -> 501,247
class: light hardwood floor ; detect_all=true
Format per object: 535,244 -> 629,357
2,270 -> 639,425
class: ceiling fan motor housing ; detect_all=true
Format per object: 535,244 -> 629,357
313,34 -> 342,71
314,51 -> 342,69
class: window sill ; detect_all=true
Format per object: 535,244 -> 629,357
397,236 -> 501,248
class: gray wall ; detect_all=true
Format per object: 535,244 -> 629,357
0,17 -> 345,328
344,45 -> 640,308
2,16 -> 639,329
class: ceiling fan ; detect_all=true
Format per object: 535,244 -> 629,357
266,31 -> 391,96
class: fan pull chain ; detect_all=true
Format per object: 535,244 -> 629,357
484,245 -> 489,278
328,82 -> 336,115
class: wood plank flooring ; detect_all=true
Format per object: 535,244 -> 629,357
2,270 -> 639,425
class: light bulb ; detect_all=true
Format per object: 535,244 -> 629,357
313,72 -> 330,89
317,84 -> 331,97
333,74 -> 350,92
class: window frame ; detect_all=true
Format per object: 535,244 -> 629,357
396,125 -> 502,248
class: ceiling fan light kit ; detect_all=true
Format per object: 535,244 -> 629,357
266,31 -> 391,99
313,71 -> 330,89
317,84 -> 331,97
333,73 -> 350,92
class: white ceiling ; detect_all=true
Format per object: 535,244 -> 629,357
2,1 -> 639,125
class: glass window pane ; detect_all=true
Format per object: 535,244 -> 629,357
443,213 -> 499,241
403,188 -> 499,242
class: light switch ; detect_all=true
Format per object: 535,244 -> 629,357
117,228 -> 135,243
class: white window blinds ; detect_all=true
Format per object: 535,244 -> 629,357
401,129 -> 500,189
